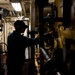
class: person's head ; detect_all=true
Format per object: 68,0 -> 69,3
14,20 -> 28,33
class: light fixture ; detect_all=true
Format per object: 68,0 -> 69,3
11,3 -> 22,11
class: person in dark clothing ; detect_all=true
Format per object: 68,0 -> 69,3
6,20 -> 38,75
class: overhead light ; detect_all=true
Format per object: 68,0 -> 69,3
11,3 -> 22,11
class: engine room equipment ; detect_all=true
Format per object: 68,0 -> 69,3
35,0 -> 49,7
40,47 -> 69,75
63,0 -> 72,28
43,2 -> 63,27
0,42 -> 7,75
0,8 -> 3,32
0,8 -> 9,32
40,47 -> 51,61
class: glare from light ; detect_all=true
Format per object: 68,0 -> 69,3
11,3 -> 22,11
56,72 -> 61,75
24,18 -> 29,20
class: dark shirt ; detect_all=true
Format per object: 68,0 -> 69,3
6,30 -> 36,65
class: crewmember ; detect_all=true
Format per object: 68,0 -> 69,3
6,20 -> 38,75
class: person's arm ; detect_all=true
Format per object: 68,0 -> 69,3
25,36 -> 39,46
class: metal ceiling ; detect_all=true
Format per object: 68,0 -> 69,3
0,0 -> 30,19
0,0 -> 14,10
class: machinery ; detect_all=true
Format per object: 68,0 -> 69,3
0,0 -> 75,75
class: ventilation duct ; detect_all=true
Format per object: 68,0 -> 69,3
0,0 -> 10,3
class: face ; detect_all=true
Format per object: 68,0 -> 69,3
20,27 -> 26,33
